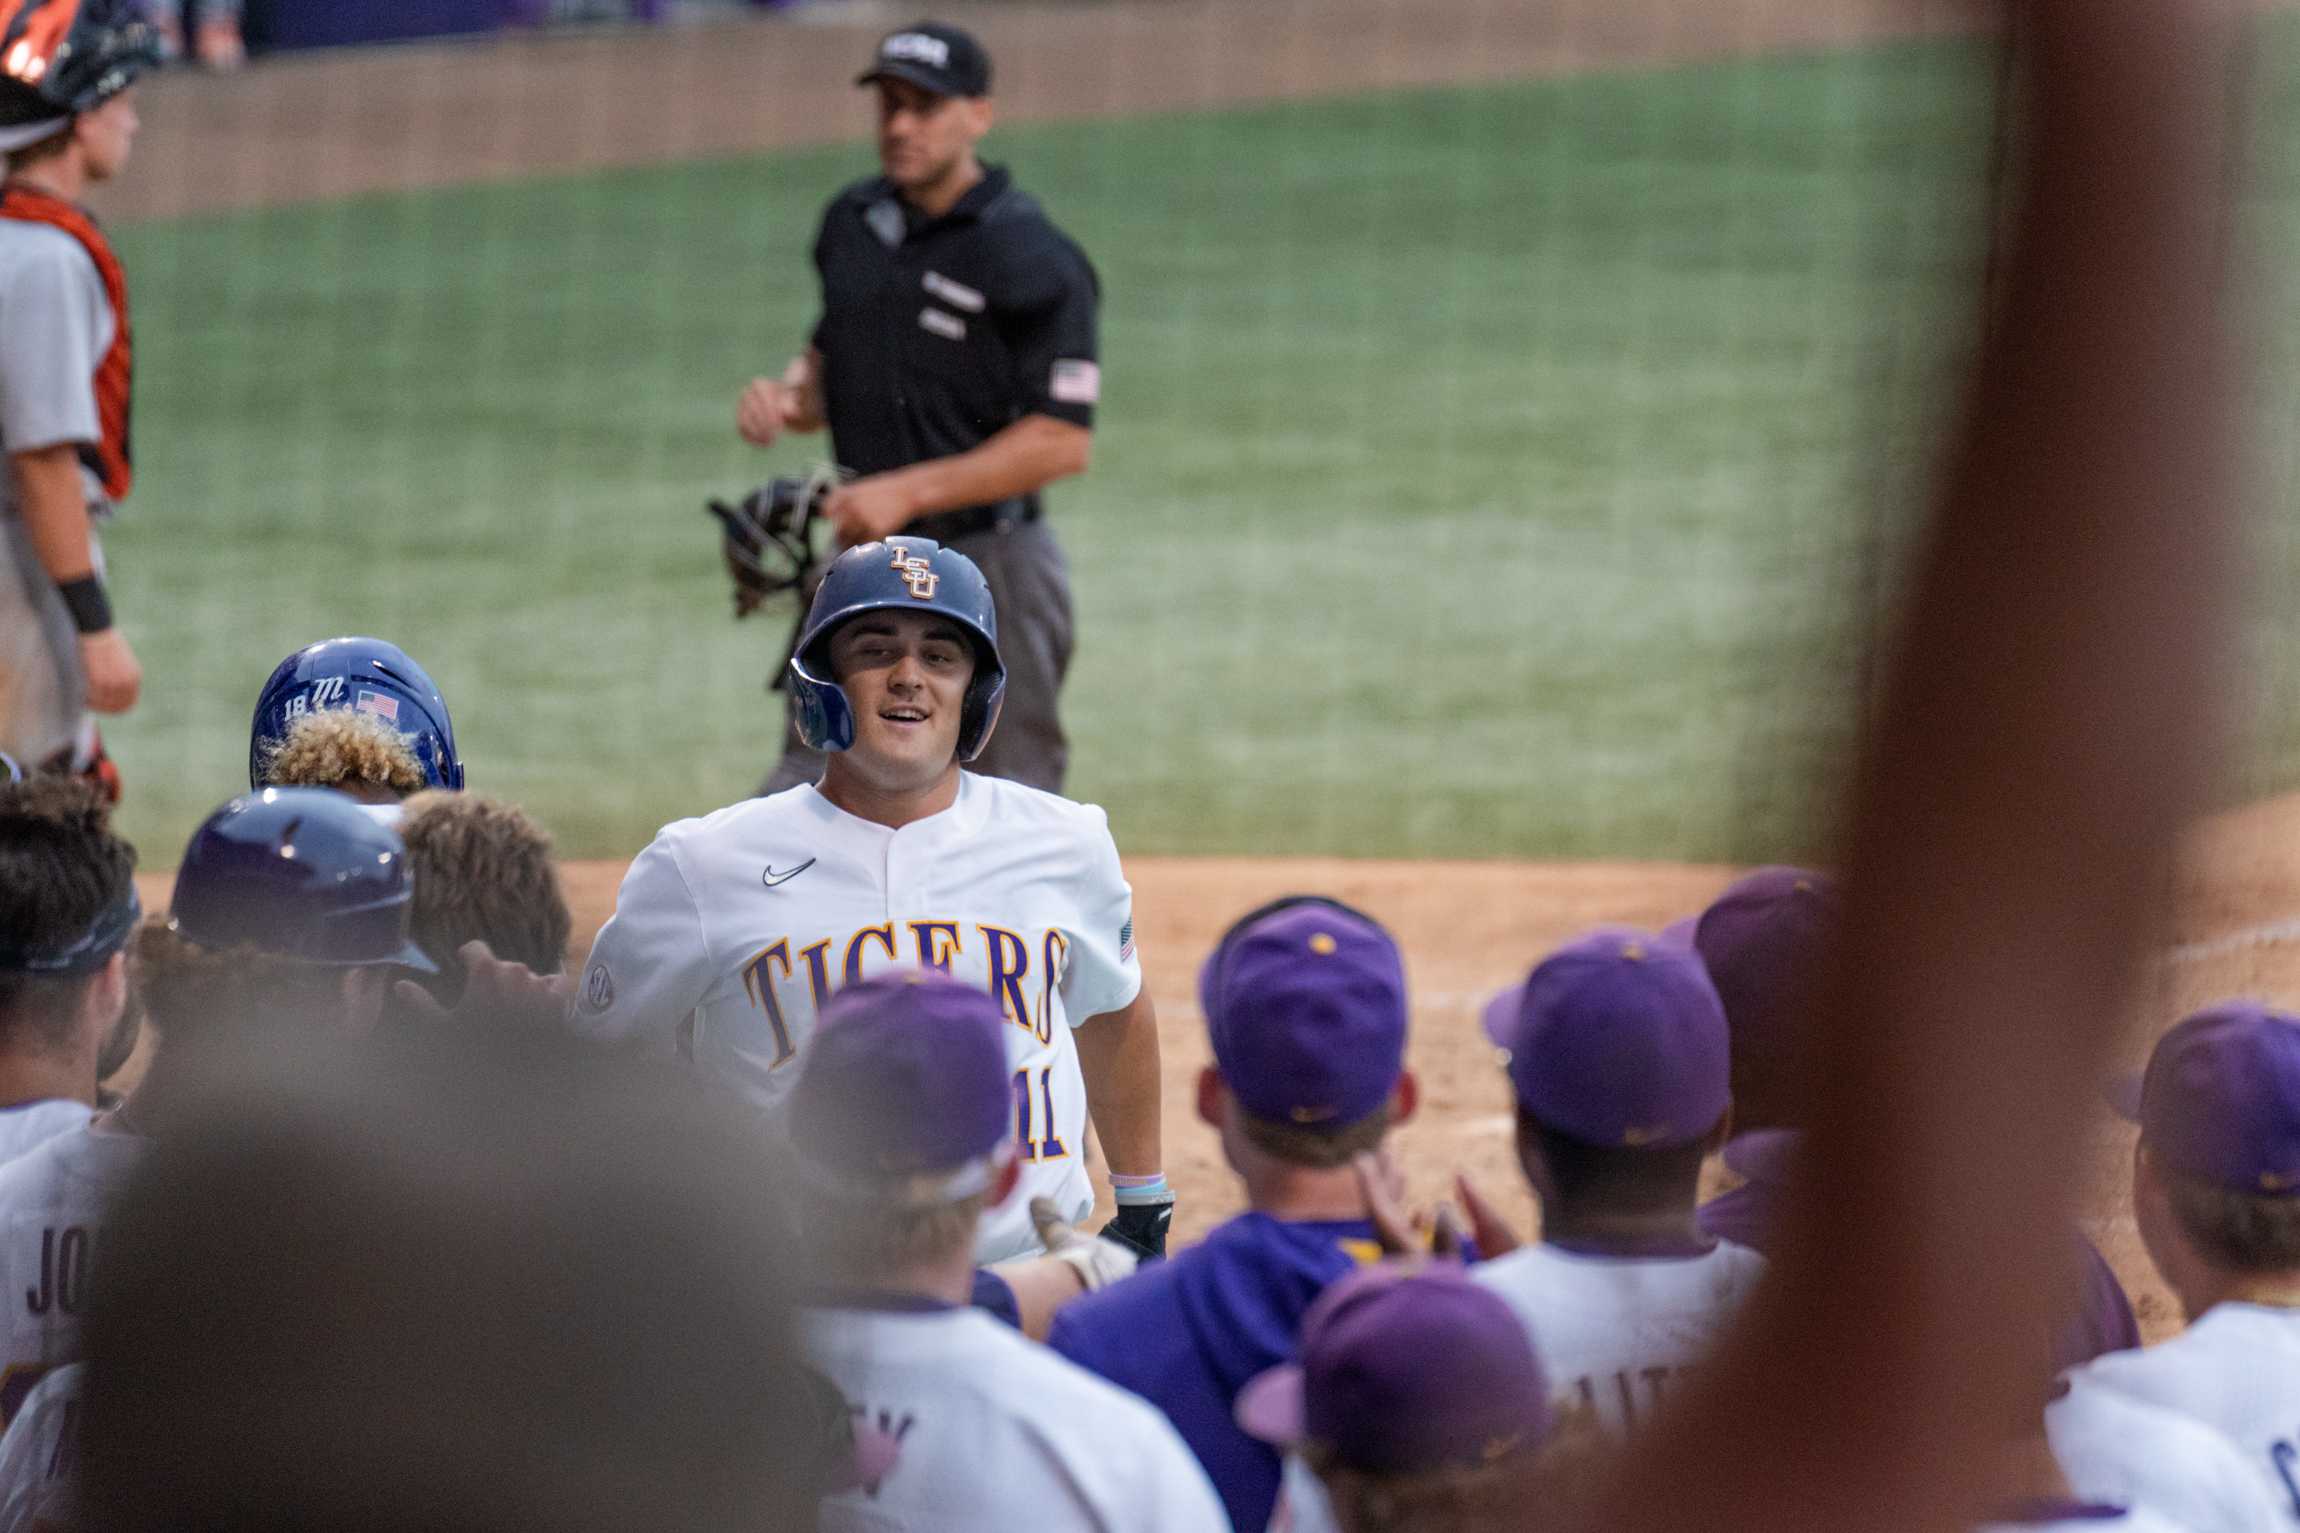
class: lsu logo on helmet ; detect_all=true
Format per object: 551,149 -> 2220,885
890,544 -> 940,601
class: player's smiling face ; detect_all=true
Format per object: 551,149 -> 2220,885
829,611 -> 976,787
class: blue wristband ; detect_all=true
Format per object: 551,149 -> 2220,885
1112,1174 -> 1172,1206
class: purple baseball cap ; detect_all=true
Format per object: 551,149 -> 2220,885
788,969 -> 1016,1203
1200,897 -> 1408,1131
2109,1002 -> 2300,1196
1235,1264 -> 1550,1475
1693,866 -> 1835,1065
1483,928 -> 1730,1149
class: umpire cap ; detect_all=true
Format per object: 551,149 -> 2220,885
787,536 -> 1006,761
0,0 -> 158,151
168,788 -> 436,973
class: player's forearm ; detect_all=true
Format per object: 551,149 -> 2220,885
1076,987 -> 1161,1179
10,446 -> 97,583
880,415 -> 1091,519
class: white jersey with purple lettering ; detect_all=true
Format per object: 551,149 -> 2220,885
577,773 -> 1141,1262
0,1124 -> 140,1429
1470,1238 -> 1768,1437
2060,1302 -> 2300,1524
804,1300 -> 1226,1532
0,1362 -> 78,1533
2048,1378 -> 2286,1533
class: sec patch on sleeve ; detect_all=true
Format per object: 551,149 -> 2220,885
1050,359 -> 1100,405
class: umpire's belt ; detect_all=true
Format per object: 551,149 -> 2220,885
904,497 -> 1039,546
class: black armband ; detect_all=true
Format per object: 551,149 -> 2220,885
56,576 -> 112,635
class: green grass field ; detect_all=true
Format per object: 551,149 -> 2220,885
98,39 -> 2059,863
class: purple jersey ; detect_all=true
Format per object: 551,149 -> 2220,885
1048,1212 -> 1383,1532
1698,1131 -> 2140,1363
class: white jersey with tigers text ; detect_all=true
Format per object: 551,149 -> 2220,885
804,1301 -> 1225,1533
2060,1302 -> 2300,1524
0,1125 -> 140,1428
1471,1238 -> 1768,1437
577,774 -> 1141,1261
2049,1377 -> 2285,1533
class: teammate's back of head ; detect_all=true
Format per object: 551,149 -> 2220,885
2118,1003 -> 2300,1315
788,968 -> 1020,1283
255,707 -> 429,804
248,636 -> 463,794
396,789 -> 571,987
0,777 -> 136,1084
1197,896 -> 1417,1173
1483,929 -> 1731,1224
135,788 -> 436,1053
1691,866 -> 1836,1134
1236,1263 -> 1586,1533
79,1022 -> 828,1533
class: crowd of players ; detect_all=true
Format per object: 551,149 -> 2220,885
0,590 -> 2296,1532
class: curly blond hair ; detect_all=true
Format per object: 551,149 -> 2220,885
397,792 -> 570,983
258,710 -> 427,798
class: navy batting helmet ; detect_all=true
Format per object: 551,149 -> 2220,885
249,637 -> 464,793
168,788 -> 435,972
0,0 -> 159,151
787,537 -> 1004,761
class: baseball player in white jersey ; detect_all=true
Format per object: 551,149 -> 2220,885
788,971 -> 1223,1530
1471,930 -> 1767,1436
0,788 -> 435,1427
579,536 -> 1169,1262
0,1361 -> 76,1533
2056,1004 -> 2300,1524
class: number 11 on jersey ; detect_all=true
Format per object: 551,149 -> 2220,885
1010,1068 -> 1067,1161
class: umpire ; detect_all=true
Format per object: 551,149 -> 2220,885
740,20 -> 1098,795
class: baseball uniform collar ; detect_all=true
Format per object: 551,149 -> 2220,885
794,770 -> 990,842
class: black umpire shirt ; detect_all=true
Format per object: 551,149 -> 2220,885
809,164 -> 1100,508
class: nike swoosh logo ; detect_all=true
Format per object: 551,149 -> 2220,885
761,858 -> 817,889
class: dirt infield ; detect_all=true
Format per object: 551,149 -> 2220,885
131,788 -> 2283,1344
105,0 -> 1996,222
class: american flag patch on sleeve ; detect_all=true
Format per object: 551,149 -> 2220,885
1118,919 -> 1135,963
1050,359 -> 1100,405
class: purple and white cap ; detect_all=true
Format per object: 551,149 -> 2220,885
1235,1264 -> 1550,1475
1483,928 -> 1730,1149
2109,1002 -> 2300,1196
788,969 -> 1017,1206
1200,897 -> 1409,1131
1690,865 -> 1835,1062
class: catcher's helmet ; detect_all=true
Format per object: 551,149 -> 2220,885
249,637 -> 464,792
0,0 -> 159,148
787,537 -> 1004,761
167,787 -> 436,972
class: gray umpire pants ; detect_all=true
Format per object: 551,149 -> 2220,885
756,516 -> 1074,796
